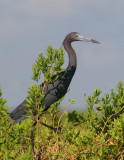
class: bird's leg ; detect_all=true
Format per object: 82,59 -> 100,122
34,113 -> 62,133
30,113 -> 62,156
40,121 -> 62,133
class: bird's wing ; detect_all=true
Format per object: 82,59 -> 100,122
10,72 -> 65,124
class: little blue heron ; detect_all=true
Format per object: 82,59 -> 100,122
10,32 -> 100,124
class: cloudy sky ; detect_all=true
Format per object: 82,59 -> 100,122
1,0 -> 124,111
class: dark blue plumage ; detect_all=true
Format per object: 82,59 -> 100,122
10,32 -> 99,124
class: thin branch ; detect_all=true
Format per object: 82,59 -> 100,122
56,103 -> 71,153
102,106 -> 124,133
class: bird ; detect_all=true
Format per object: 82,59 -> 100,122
10,32 -> 100,124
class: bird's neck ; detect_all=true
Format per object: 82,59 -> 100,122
63,40 -> 77,69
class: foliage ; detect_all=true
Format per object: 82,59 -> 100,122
0,45 -> 124,160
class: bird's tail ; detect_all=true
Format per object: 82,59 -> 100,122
10,98 -> 29,124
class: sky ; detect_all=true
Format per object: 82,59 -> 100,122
1,0 -> 124,112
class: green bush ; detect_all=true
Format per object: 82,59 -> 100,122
0,46 -> 123,160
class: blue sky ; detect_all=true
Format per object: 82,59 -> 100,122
1,0 -> 124,111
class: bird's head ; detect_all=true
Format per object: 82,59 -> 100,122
65,32 -> 100,44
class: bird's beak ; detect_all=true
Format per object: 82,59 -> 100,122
79,35 -> 100,44
82,38 -> 100,44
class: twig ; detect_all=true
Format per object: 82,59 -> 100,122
35,110 -> 40,159
117,149 -> 124,160
31,120 -> 36,156
56,104 -> 71,153
102,106 -> 124,133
